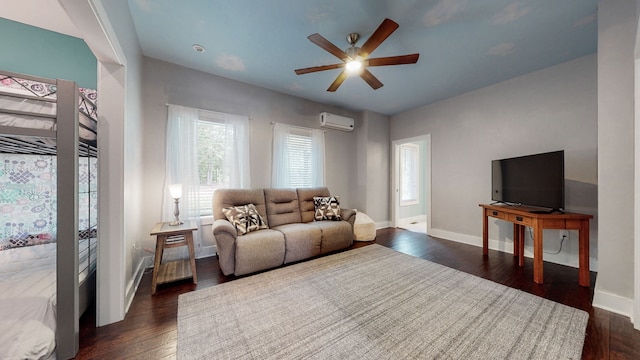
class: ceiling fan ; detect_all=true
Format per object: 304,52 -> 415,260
294,18 -> 419,92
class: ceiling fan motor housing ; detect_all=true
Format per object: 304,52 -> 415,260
346,33 -> 361,59
346,33 -> 360,46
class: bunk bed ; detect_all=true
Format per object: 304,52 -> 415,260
0,70 -> 98,359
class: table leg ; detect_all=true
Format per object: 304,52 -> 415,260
533,221 -> 544,284
579,220 -> 590,287
186,231 -> 198,284
517,225 -> 525,267
482,211 -> 489,256
151,235 -> 166,295
512,224 -> 520,258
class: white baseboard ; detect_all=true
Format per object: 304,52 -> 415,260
125,255 -> 152,313
428,228 -> 479,247
376,220 -> 391,229
593,288 -> 634,319
427,228 -> 599,271
398,215 -> 427,223
197,245 -> 217,259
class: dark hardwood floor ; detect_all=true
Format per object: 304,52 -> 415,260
76,228 -> 640,359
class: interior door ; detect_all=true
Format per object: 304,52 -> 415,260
392,135 -> 431,234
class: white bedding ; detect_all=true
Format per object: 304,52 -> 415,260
0,320 -> 55,360
0,244 -> 57,359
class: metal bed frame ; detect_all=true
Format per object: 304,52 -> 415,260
0,69 -> 98,359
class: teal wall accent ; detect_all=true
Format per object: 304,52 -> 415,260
0,17 -> 96,89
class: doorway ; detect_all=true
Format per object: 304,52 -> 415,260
392,135 -> 431,234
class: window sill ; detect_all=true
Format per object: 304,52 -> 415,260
200,215 -> 214,226
400,200 -> 419,207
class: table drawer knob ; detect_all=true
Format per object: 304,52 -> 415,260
492,211 -> 498,216
516,216 -> 523,221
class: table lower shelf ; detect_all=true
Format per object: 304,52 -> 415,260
156,259 -> 193,285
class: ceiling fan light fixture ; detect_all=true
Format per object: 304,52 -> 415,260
345,58 -> 363,74
345,40 -> 363,75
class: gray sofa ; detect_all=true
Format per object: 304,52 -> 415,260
212,187 -> 355,276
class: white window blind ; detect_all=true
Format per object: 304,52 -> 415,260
286,132 -> 314,188
272,123 -> 325,188
195,119 -> 227,215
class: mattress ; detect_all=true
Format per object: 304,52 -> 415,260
0,77 -> 97,141
0,243 -> 57,328
0,320 -> 55,360
0,238 -> 96,359
0,244 -> 57,360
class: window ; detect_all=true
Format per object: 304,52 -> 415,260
196,119 -> 228,215
272,123 -> 325,188
285,132 -> 314,187
399,143 -> 419,206
165,105 -> 249,219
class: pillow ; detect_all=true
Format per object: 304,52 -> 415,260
313,196 -> 342,221
2,233 -> 54,250
222,203 -> 268,235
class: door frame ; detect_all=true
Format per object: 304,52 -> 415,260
391,134 -> 431,233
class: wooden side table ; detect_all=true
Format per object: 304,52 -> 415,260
150,221 -> 198,294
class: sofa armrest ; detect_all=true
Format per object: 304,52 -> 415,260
212,219 -> 238,276
341,208 -> 356,228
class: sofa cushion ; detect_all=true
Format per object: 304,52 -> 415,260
235,229 -> 285,276
222,203 -> 268,236
308,221 -> 353,254
313,196 -> 342,221
297,187 -> 330,223
272,223 -> 322,264
264,188 -> 302,227
213,188 -> 269,226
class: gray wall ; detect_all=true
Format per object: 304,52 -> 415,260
140,57 -> 363,254
356,110 -> 391,225
593,0 -> 636,309
390,54 -> 598,269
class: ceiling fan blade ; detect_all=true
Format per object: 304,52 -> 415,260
308,33 -> 350,62
360,68 -> 384,90
327,70 -> 348,92
358,18 -> 399,58
366,54 -> 420,67
295,63 -> 345,75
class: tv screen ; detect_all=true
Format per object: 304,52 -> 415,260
491,150 -> 565,211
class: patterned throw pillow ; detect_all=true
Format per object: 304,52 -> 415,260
313,196 -> 342,221
222,203 -> 268,236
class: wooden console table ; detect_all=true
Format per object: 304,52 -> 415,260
150,221 -> 198,294
480,204 -> 593,287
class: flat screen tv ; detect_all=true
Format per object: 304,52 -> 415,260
491,150 -> 564,212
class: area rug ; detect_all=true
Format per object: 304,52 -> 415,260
177,244 -> 588,359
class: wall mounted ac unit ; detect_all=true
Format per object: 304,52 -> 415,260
320,112 -> 355,131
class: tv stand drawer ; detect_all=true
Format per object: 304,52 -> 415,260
486,209 -> 508,220
508,213 -> 533,226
